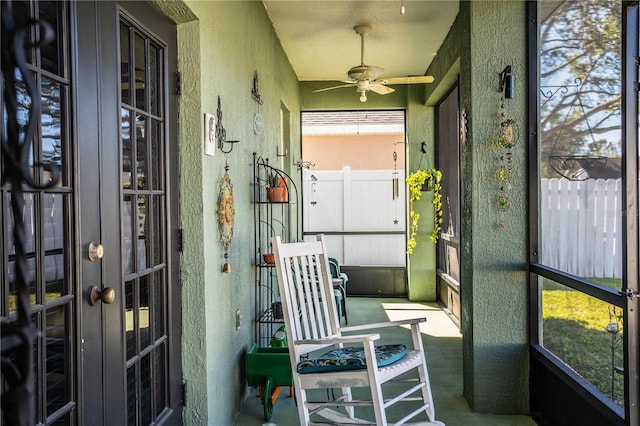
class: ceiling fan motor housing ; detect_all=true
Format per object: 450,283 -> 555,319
348,65 -> 369,81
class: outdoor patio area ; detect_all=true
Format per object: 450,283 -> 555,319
235,297 -> 536,425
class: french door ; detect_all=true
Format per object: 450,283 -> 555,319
1,1 -> 181,424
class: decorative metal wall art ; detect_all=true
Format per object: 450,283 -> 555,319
1,3 -> 56,424
215,96 -> 239,154
251,70 -> 263,105
217,172 -> 235,272
253,112 -> 264,135
460,108 -> 468,144
215,96 -> 227,150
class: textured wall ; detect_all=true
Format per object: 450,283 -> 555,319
406,86 -> 437,301
464,0 -> 529,413
419,0 -> 529,414
156,1 -> 301,424
423,0 -> 529,413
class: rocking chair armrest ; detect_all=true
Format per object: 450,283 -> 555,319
296,333 -> 381,346
338,317 -> 426,333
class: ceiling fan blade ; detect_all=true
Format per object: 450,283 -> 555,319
379,75 -> 435,85
369,83 -> 395,95
312,83 -> 356,93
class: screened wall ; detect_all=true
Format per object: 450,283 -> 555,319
530,1 -> 639,424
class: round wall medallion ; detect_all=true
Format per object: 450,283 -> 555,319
253,113 -> 264,135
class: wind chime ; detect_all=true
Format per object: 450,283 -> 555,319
392,143 -> 401,224
215,96 -> 237,272
493,98 -> 518,230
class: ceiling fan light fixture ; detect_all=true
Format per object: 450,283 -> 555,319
359,92 -> 367,102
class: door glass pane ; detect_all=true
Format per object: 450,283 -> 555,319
539,0 -> 622,289
137,194 -> 148,272
151,195 -> 162,266
11,1 -> 33,65
12,71 -> 33,155
140,354 -> 152,424
541,278 -> 624,408
134,32 -> 147,111
122,108 -> 132,189
149,120 -> 162,190
136,113 -> 147,189
126,366 -> 136,426
153,270 -> 164,340
125,279 -> 136,360
123,195 -> 135,275
154,345 -> 166,415
43,194 -> 66,297
140,275 -> 150,349
46,304 -> 69,416
7,193 -> 37,309
120,23 -> 131,105
149,44 -> 160,116
40,77 -> 62,159
38,1 -> 63,75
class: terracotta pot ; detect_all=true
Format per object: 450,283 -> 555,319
266,187 -> 286,202
263,253 -> 275,264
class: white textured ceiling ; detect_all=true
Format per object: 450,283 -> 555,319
261,1 -> 459,83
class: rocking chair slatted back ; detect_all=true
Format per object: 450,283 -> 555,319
273,236 -> 340,346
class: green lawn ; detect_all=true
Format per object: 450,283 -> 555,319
542,278 -> 624,407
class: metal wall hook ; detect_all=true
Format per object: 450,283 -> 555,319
499,65 -> 514,99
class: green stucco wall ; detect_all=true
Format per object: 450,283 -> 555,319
154,1 -> 301,424
465,1 -> 529,413
423,0 -> 529,413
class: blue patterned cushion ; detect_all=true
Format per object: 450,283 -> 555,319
297,344 -> 408,374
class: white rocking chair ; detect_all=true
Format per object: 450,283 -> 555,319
272,235 -> 444,425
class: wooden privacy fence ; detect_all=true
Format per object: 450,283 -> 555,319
540,178 -> 622,279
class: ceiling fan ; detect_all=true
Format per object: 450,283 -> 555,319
313,24 -> 435,102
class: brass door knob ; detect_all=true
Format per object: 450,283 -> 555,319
88,285 -> 116,305
88,241 -> 104,261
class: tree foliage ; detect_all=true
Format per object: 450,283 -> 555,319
540,0 -> 621,178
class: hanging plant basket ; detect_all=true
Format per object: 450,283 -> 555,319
406,168 -> 443,254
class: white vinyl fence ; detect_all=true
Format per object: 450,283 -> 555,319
303,168 -> 406,267
304,173 -> 623,278
540,178 -> 622,279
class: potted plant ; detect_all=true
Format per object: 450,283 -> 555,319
266,171 -> 286,202
406,168 -> 443,254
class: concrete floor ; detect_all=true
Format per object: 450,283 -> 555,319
235,298 -> 537,426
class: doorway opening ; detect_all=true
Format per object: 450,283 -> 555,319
301,110 -> 407,296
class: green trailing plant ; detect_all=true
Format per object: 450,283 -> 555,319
406,168 -> 443,254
